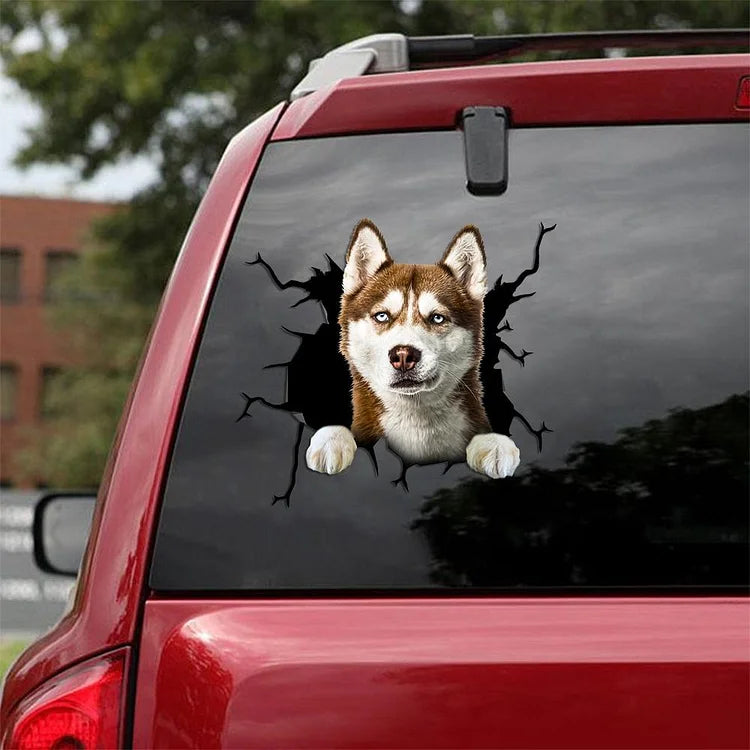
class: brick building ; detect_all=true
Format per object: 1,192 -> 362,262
0,195 -> 116,487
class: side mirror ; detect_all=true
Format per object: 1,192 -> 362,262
33,493 -> 97,576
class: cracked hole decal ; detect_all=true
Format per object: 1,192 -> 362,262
238,221 -> 555,506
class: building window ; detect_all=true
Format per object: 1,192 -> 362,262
44,250 -> 78,302
1,248 -> 22,303
1,364 -> 19,421
40,366 -> 63,420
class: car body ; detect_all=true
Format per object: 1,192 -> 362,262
2,32 -> 749,749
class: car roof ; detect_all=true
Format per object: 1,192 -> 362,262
274,53 -> 750,140
290,29 -> 748,99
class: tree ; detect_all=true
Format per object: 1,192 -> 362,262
2,0 -> 747,486
412,393 -> 749,587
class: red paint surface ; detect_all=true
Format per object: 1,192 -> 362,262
737,75 -> 750,109
132,598 -> 750,749
0,102 -> 286,722
273,55 -> 750,140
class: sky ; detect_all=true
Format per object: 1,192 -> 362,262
0,71 -> 157,202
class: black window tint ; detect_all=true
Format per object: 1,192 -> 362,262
151,125 -> 749,591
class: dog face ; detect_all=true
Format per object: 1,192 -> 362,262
339,220 -> 487,399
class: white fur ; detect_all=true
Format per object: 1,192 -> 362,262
406,288 -> 416,324
379,289 -> 404,316
306,425 -> 357,474
380,390 -> 469,463
347,301 -> 477,463
417,291 -> 442,319
466,433 -> 520,478
343,225 -> 389,295
443,230 -> 487,301
347,317 -> 474,396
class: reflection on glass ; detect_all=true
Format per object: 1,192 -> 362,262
413,393 -> 749,587
41,496 -> 95,573
153,124 -> 749,592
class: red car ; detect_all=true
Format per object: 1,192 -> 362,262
2,30 -> 749,749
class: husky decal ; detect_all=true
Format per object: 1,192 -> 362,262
239,220 -> 555,504
307,220 -> 519,479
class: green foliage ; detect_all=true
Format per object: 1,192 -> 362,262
16,251 -> 154,487
0,640 -> 30,680
2,0 -> 747,485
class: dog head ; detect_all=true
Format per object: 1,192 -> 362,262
339,219 -> 486,399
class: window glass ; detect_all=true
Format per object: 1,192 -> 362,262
44,250 -> 78,302
40,366 -> 63,420
151,124 -> 749,591
1,249 -> 22,303
1,365 -> 19,421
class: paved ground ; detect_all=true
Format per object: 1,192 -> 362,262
0,490 -> 78,640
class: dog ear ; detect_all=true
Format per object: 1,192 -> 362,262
343,219 -> 392,295
440,226 -> 487,301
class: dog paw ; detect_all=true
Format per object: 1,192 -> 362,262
306,426 -> 357,474
466,433 -> 520,479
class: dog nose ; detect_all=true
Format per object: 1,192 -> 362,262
389,345 -> 421,371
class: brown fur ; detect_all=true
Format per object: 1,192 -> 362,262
339,220 -> 491,447
349,372 -> 385,444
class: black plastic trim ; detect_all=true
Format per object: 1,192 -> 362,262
408,29 -> 749,66
462,106 -> 509,196
148,585 -> 750,599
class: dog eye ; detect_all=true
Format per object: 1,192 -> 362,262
430,313 -> 446,324
373,311 -> 390,323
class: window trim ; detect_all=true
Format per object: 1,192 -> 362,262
0,247 -> 23,304
39,365 -> 63,421
44,248 -> 79,303
0,363 -> 20,423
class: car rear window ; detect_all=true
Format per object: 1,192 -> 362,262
150,123 -> 749,592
